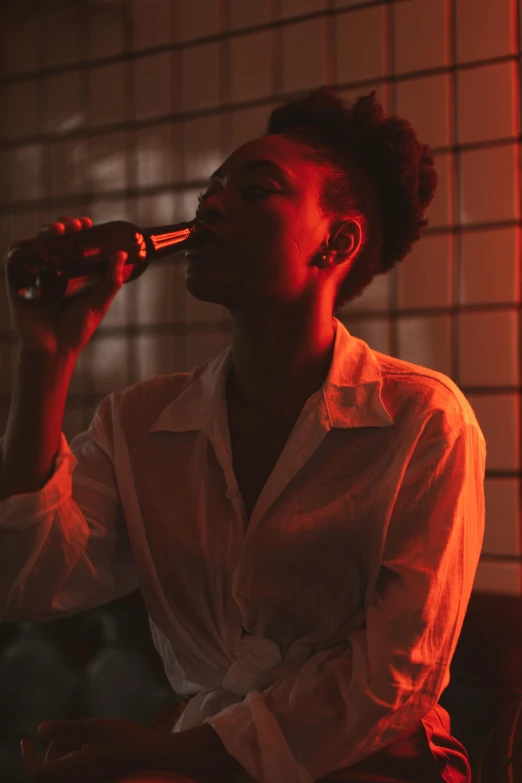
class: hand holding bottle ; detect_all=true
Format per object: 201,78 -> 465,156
4,216 -> 128,362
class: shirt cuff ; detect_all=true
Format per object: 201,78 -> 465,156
0,432 -> 77,531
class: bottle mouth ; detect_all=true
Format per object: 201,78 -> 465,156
193,224 -> 219,245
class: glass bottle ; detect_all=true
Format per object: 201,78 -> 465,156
5,219 -> 211,304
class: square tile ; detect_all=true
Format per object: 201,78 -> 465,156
135,191 -> 180,227
183,114 -> 223,182
456,0 -> 515,63
396,74 -> 451,150
131,0 -> 172,50
397,233 -> 454,310
482,478 -> 521,558
89,198 -> 134,226
9,145 -> 44,202
134,334 -> 190,379
62,407 -> 86,445
132,122 -> 182,187
466,394 -> 519,472
181,41 -> 220,110
3,14 -> 38,75
458,310 -> 519,387
228,0 -> 272,28
133,257 -> 185,325
8,211 -> 41,244
396,314 -> 453,376
336,7 -> 386,83
457,62 -> 517,145
40,4 -> 81,68
81,336 -> 132,395
426,154 -> 453,229
282,17 -> 327,92
459,145 -> 518,225
337,316 -> 390,354
460,228 -> 520,306
38,201 -> 91,229
87,131 -> 127,194
88,63 -> 126,127
48,137 -> 88,198
43,71 -> 84,134
5,81 -> 39,140
338,84 -> 390,113
229,104 -> 275,153
133,51 -> 175,120
343,269 -> 390,313
179,188 -> 202,221
176,0 -> 218,41
473,560 -> 522,596
393,0 -> 449,74
87,0 -> 125,60
186,330 -> 231,368
281,0 -> 327,16
229,30 -> 273,102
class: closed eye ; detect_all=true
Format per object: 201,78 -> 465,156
242,185 -> 271,198
197,185 -> 272,203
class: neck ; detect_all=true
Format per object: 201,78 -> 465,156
227,308 -> 337,415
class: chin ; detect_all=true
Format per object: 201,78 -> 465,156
184,273 -> 239,310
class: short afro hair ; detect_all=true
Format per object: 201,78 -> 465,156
266,87 -> 438,310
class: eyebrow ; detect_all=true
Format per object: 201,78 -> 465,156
209,159 -> 295,182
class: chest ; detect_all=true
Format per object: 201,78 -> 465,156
227,408 -> 300,522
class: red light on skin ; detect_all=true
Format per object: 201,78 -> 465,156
83,247 -> 101,257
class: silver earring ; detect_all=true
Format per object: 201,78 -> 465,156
320,253 -> 327,265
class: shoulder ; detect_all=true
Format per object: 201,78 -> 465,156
372,350 -> 484,441
91,366 -> 204,433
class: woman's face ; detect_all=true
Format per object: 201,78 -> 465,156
184,133 -> 340,312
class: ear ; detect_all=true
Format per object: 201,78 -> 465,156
329,218 -> 363,266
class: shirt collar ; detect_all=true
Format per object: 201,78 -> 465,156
149,317 -> 394,434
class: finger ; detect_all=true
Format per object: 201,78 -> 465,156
30,743 -> 111,782
38,718 -> 107,744
78,216 -> 93,229
57,216 -> 83,233
39,221 -> 65,236
20,738 -> 44,775
44,739 -> 72,761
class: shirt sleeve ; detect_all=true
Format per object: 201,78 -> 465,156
205,418 -> 486,783
0,393 -> 139,622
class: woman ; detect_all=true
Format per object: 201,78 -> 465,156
3,88 -> 485,783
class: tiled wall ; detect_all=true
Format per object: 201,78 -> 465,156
0,0 -> 520,595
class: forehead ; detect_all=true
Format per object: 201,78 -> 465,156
216,133 -> 322,184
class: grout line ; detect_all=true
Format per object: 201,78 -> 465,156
448,0 -> 460,386
0,0 -> 410,87
515,0 -> 522,556
386,0 -> 398,359
4,70 -> 522,153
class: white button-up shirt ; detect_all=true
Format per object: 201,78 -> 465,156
0,317 -> 486,783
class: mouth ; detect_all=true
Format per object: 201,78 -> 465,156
185,243 -> 220,259
194,223 -> 221,246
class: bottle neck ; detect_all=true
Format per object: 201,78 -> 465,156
141,221 -> 207,258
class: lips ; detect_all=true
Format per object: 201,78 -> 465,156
194,224 -> 221,246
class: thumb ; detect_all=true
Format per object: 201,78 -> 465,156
107,249 -> 128,287
81,249 -> 128,314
